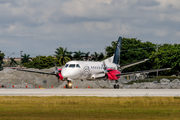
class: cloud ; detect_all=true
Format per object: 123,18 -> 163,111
0,0 -> 180,57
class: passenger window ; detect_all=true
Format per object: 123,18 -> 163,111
69,64 -> 75,68
76,64 -> 80,68
65,64 -> 69,68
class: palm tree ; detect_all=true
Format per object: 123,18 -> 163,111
10,58 -> 18,67
84,52 -> 90,61
0,51 -> 5,69
91,52 -> 99,61
21,54 -> 31,64
97,52 -> 105,61
91,52 -> 105,61
0,51 -> 5,62
73,51 -> 85,60
54,47 -> 71,66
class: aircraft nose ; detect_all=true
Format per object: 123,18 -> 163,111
61,68 -> 80,79
61,69 -> 68,78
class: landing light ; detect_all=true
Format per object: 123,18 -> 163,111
69,83 -> 72,86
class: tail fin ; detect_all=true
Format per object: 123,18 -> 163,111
113,37 -> 122,65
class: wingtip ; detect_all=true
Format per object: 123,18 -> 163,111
144,58 -> 149,61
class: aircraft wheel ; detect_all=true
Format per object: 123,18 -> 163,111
66,84 -> 72,89
114,84 -> 119,89
114,84 -> 117,89
116,84 -> 119,89
66,81 -> 73,89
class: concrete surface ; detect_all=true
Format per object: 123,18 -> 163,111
0,89 -> 180,97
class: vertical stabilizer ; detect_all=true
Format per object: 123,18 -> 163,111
113,37 -> 122,65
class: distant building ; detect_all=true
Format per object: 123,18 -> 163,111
3,58 -> 21,62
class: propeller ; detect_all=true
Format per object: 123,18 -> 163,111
102,61 -> 121,80
102,61 -> 110,79
102,61 -> 109,74
102,61 -> 114,73
54,62 -> 59,74
103,61 -> 107,70
53,60 -> 60,82
117,64 -> 121,72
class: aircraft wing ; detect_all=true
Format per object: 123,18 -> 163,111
117,68 -> 171,76
16,69 -> 56,75
120,59 -> 149,70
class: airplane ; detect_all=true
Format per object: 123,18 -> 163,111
16,37 -> 171,89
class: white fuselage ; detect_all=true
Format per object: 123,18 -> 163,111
61,61 -> 117,80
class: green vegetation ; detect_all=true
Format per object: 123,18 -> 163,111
23,47 -> 106,69
0,96 -> 179,120
21,54 -> 31,64
55,47 -> 71,66
0,51 -> 5,70
105,37 -> 180,76
105,37 -> 156,72
23,56 -> 59,69
9,57 -> 18,67
3,60 -> 21,67
91,52 -> 105,61
150,43 -> 180,76
73,50 -> 85,60
5,37 -> 180,75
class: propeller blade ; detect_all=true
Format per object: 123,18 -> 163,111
53,59 -> 59,74
103,61 -> 107,70
54,61 -> 57,71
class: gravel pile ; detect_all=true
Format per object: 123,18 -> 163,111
123,78 -> 180,89
0,68 -> 60,88
0,68 -> 180,89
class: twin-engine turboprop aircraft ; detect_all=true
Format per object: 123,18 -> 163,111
17,37 -> 171,89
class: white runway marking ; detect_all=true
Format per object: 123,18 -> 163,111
0,89 -> 180,97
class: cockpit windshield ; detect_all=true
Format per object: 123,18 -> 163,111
76,64 -> 80,68
69,64 -> 75,68
66,64 -> 81,68
65,64 -> 69,68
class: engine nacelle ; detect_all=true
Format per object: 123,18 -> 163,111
107,69 -> 121,80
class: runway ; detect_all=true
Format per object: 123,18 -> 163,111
0,89 -> 180,97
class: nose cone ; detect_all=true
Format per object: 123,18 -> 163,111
61,68 -> 80,79
61,69 -> 69,78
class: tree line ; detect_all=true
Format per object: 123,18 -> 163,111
22,47 -> 105,69
1,37 -> 180,76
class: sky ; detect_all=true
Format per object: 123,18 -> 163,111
0,0 -> 180,58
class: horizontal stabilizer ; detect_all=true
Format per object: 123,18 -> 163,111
120,59 -> 149,70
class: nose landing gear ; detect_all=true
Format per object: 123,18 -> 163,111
66,81 -> 72,89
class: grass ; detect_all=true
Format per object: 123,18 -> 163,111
0,96 -> 179,120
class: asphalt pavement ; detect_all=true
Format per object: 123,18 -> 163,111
0,89 -> 179,97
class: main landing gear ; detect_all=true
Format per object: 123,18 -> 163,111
114,80 -> 119,89
66,81 -> 72,89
